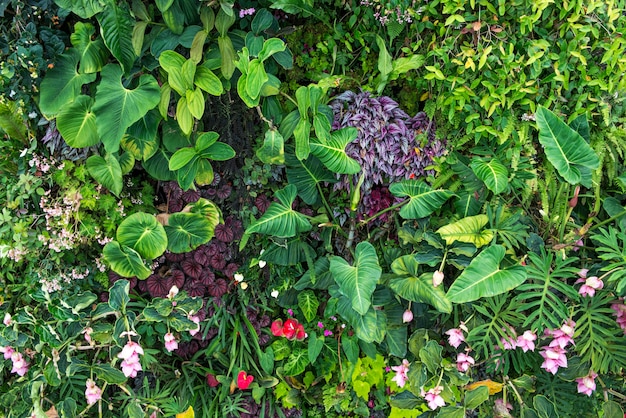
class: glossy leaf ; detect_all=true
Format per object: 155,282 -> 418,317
283,348 -> 310,376
116,212 -> 167,259
294,118 -> 311,160
0,101 -> 26,141
54,0 -> 103,18
258,38 -> 286,62
122,110 -> 161,161
186,87 -> 205,120
257,129 -> 285,164
436,214 -> 494,247
470,157 -> 509,195
175,97 -> 194,135
143,149 -> 176,181
195,131 -> 219,151
195,66 -> 223,96
165,213 -> 215,253
202,142 -> 235,161
246,59 -> 269,99
310,127 -> 360,174
218,36 -> 236,79
465,386 -> 489,410
159,50 -> 187,95
297,290 -> 319,322
103,241 -> 152,279
56,95 -> 99,148
285,154 -> 336,205
308,333 -> 324,364
389,180 -> 455,219
70,22 -> 108,73
446,246 -> 527,303
97,2 -> 136,74
86,154 -> 123,196
330,242 -> 381,315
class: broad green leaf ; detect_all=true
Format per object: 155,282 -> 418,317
470,157 -> 509,195
535,106 -> 599,187
159,82 -> 171,118
56,95 -> 99,148
385,326 -> 407,358
269,0 -> 315,18
258,38 -> 286,62
297,290 -> 319,322
446,246 -> 527,303
246,59 -> 269,99
533,395 -> 558,418
389,255 -> 452,313
186,87 -> 205,120
436,214 -> 494,247
259,347 -> 275,374
176,157 -> 199,190
122,110 -> 161,161
203,142 -> 235,161
435,407 -> 466,418
195,131 -> 220,151
116,212 -> 167,259
375,35 -> 392,78
39,49 -> 96,117
465,386 -> 489,410
54,0 -> 104,18
181,60 -> 197,90
194,159 -> 214,185
260,73 -> 281,96
155,0 -> 174,12
215,8 -> 236,37
354,308 -> 385,343
92,364 -> 127,384
312,113 -> 331,142
195,66 -> 223,96
176,97 -> 194,135
257,129 -> 285,164
86,154 -> 123,196
236,74 -> 260,108
330,241 -> 381,315
0,101 -> 26,141
70,22 -> 108,73
165,212 -> 215,253
285,154 -> 336,205
190,30 -> 207,64
569,114 -> 590,142
103,241 -> 151,279
310,127 -> 360,174
143,149 -> 176,181
283,348 -> 310,376
242,184 -> 311,243
117,152 -> 135,175
161,4 -> 184,34
251,9 -> 274,35
308,333 -> 324,364
98,2 -> 136,74
159,50 -> 186,95
294,118 -> 311,160
218,36 -> 236,79
93,64 -> 160,153
603,401 -> 624,418
109,279 -> 130,313
419,340 -> 442,373
132,21 -> 148,56
389,180 -> 455,219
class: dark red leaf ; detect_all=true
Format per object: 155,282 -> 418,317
181,259 -> 203,279
146,274 -> 170,298
214,224 -> 234,243
207,278 -> 228,297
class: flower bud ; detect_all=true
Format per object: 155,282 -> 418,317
433,270 -> 444,287
402,309 -> 413,323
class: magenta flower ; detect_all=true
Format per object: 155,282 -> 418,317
324,329 -> 333,337
164,332 -> 178,352
578,276 -> 603,297
421,386 -> 445,410
540,345 -> 568,374
10,351 -> 29,376
576,370 -> 598,396
317,321 -> 324,329
117,341 -> 144,378
456,352 -> 475,372
85,379 -> 102,405
445,328 -> 465,348
402,309 -> 413,323
611,299 -> 626,333
391,359 -> 410,388
516,330 -> 537,352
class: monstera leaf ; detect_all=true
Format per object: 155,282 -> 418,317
285,154 -> 336,205
330,242 -> 381,315
310,127 -> 361,174
389,180 -> 455,219
86,154 -> 123,196
535,106 -> 599,187
446,246 -> 527,303
103,241 -> 152,279
93,64 -> 160,153
436,214 -> 494,247
389,255 -> 452,313
116,212 -> 167,260
56,95 -> 99,148
470,157 -> 509,195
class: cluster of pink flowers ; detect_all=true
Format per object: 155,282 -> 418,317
85,379 -> 102,405
576,370 -> 598,396
444,324 -> 476,374
164,332 -> 178,352
317,321 -> 334,337
610,298 -> 626,333
0,346 -> 29,376
239,7 -> 255,18
576,269 -> 604,297
421,385 -> 445,410
539,320 -> 575,374
499,326 -> 537,353
391,359 -> 410,387
117,339 -> 144,378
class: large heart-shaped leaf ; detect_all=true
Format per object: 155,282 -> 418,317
389,255 -> 452,313
330,241 -> 381,315
54,0 -> 104,18
256,129 -> 285,164
103,241 -> 152,279
165,212 -> 215,253
143,149 -> 176,181
283,348 -> 310,376
354,308 -> 386,343
470,157 -> 509,195
535,106 -> 599,187
116,212 -> 167,260
446,246 -> 527,303
86,154 -> 123,196
241,184 -> 311,248
56,95 -> 99,148
97,2 -> 136,74
93,64 -> 160,153
122,110 -> 162,161
310,127 -> 361,174
38,49 -> 96,117
286,154 -> 336,205
437,214 -> 494,247
70,22 -> 109,74
389,180 -> 455,219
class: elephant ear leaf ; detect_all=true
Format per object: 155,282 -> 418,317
436,214 -> 494,247
446,246 -> 527,303
86,153 -> 123,196
310,127 -> 361,174
389,180 -> 455,219
469,157 -> 509,195
56,95 -> 99,148
535,106 -> 599,188
97,1 -> 136,74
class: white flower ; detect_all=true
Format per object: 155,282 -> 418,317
258,260 -> 267,268
271,289 -> 279,298
240,281 -> 249,290
234,273 -> 244,282
28,111 -> 37,119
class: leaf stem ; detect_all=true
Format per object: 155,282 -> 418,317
360,200 -> 407,225
588,209 -> 626,233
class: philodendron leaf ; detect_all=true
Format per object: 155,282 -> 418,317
165,212 -> 216,253
70,22 -> 108,74
469,157 -> 509,195
389,180 -> 455,219
56,95 -> 99,148
285,154 -> 336,205
97,2 -> 136,74
86,154 -> 123,196
103,241 -> 152,279
298,290 -> 319,323
535,106 -> 599,187
54,0 -> 104,18
93,64 -> 160,153
257,129 -> 285,164
436,214 -> 494,247
330,241 -> 381,315
389,255 -> 452,313
116,213 -> 167,260
39,49 -> 96,117
446,246 -> 527,303
310,127 -> 361,174
122,110 -> 162,161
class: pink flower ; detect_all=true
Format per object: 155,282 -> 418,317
164,332 -> 178,352
500,325 -> 517,350
188,313 -> 200,336
0,345 -> 14,360
82,327 -> 93,344
445,328 -> 465,348
546,320 -> 576,349
540,345 -> 568,374
167,285 -> 179,300
516,330 -> 537,352
578,276 -> 603,297
576,370 -> 598,396
3,313 -> 12,327
324,329 -> 333,337
402,309 -> 413,323
422,386 -> 445,410
10,351 -> 29,376
611,299 -> 626,333
85,379 -> 102,405
391,359 -> 410,388
456,352 -> 475,372
117,341 -> 144,378
432,270 -> 444,287
317,321 -> 324,328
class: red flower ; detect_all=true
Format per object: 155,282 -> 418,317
282,318 -> 299,340
237,370 -> 254,390
271,319 -> 284,337
295,323 -> 306,341
206,373 -> 219,387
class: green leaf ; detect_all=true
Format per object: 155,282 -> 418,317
122,110 -> 161,161
419,340 -> 442,374
602,401 -> 624,418
285,154 -> 336,205
375,35 -> 392,78
132,21 -> 148,56
92,364 -> 127,384
246,59 -> 269,99
195,66 -> 223,96
389,180 -> 455,219
39,49 -> 96,117
143,149 -> 175,181
259,347 -> 275,374
194,131 -> 219,151
385,327 -> 407,358
308,332 -> 324,364
159,50 -> 186,95
93,64 -> 160,153
353,307 -> 385,343
446,246 -> 527,303
310,127 -> 360,174
569,114 -> 590,142
436,406 -> 466,418
70,22 -> 108,73
464,386 -> 489,410
0,101 -> 26,141
218,36 -> 236,79
330,242 -> 381,315
470,157 -> 509,195
436,214 -> 494,247
533,395 -> 558,418
258,38 -> 286,62
97,2 -> 136,74
186,87 -> 205,120
103,241 -> 151,279
313,113 -> 331,142
108,275 -> 130,312
175,97 -> 194,136
294,118 -> 311,160
86,154 -> 123,196
257,129 -> 285,164
116,213 -> 167,259
56,95 -> 99,148
165,213 -> 215,253
389,255 -> 452,313
535,106 -> 599,187
117,152 -> 135,175
284,348 -> 310,376
181,59 -> 197,89
203,142 -> 236,161
251,9 -> 274,35
297,290 -> 319,322
270,0 -> 315,18
54,0 -> 104,18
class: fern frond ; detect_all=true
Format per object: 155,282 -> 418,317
590,227 -> 626,295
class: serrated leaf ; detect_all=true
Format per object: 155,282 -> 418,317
470,157 -> 509,194
56,95 -> 99,148
310,127 -> 360,174
86,153 -> 123,196
436,214 -> 493,247
98,2 -> 136,74
389,180 -> 455,219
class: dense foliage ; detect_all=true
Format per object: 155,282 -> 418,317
1,0 -> 626,417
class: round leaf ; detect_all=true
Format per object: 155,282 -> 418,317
165,212 -> 215,253
117,213 -> 167,259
